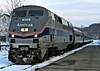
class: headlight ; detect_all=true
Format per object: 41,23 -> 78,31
21,28 -> 25,32
34,34 -> 38,38
11,34 -> 15,38
25,28 -> 28,32
21,28 -> 29,32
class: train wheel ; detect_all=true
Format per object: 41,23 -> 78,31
58,50 -> 63,55
51,47 -> 58,56
58,50 -> 61,55
42,49 -> 50,61
8,55 -> 16,63
66,44 -> 72,51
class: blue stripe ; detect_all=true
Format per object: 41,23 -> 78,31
9,28 -> 70,38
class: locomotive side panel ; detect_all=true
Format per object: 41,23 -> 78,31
45,12 -> 74,50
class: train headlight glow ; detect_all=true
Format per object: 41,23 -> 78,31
34,34 -> 38,38
21,28 -> 24,32
25,28 -> 28,32
11,34 -> 15,38
21,28 -> 29,32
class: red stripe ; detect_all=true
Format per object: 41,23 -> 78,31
9,25 -> 69,37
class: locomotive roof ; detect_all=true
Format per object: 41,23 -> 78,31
13,5 -> 47,11
74,27 -> 82,33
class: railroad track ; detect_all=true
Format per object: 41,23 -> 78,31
0,53 -> 8,59
0,64 -> 14,69
2,54 -> 7,56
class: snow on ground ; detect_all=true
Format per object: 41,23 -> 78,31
0,42 -> 9,46
0,42 -> 9,51
0,40 -> 99,71
0,50 -> 31,71
0,65 -> 31,71
0,50 -> 12,68
88,40 -> 100,46
0,51 -> 8,56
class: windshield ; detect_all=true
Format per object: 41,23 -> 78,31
28,10 -> 43,16
13,11 -> 27,17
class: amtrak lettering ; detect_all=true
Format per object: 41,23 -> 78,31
17,23 -> 33,27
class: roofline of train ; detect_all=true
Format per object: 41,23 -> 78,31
13,5 -> 47,11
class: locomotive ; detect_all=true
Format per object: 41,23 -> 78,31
8,5 -> 92,64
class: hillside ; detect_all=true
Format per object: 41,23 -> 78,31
83,23 -> 100,38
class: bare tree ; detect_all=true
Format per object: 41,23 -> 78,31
0,5 -> 3,15
0,0 -> 27,42
5,0 -> 27,14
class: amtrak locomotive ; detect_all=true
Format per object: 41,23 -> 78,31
8,5 -> 92,64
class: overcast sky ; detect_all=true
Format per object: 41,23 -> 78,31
1,0 -> 100,27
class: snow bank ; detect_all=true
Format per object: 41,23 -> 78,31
88,40 -> 100,46
0,42 -> 9,46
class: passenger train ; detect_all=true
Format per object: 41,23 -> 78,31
8,5 -> 92,64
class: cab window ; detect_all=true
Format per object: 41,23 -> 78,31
13,11 -> 27,17
28,10 -> 43,16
